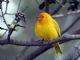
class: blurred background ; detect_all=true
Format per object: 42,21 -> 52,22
0,0 -> 80,60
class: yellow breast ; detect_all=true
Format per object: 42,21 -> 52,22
35,21 -> 59,41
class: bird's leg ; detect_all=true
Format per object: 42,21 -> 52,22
37,39 -> 44,43
42,39 -> 44,41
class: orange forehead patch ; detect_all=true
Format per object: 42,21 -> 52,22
39,12 -> 48,17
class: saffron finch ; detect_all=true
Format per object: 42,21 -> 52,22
35,12 -> 62,54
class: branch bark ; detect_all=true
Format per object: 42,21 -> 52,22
23,29 -> 80,60
0,34 -> 80,46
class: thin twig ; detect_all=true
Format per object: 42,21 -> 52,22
1,4 -> 9,29
1,30 -> 7,38
62,16 -> 80,34
17,0 -> 21,13
5,0 -> 9,14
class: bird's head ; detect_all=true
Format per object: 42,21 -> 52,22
38,12 -> 51,22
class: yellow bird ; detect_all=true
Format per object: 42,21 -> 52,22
35,12 -> 62,54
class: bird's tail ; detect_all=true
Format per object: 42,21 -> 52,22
53,42 -> 62,54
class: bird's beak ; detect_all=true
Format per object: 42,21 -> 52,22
37,16 -> 41,21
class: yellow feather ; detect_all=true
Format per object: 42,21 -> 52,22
35,12 -> 62,54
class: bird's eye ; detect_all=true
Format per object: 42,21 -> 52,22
41,15 -> 44,18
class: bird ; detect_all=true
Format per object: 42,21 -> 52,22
35,12 -> 62,55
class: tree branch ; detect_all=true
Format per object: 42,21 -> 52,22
23,26 -> 80,60
23,29 -> 80,60
53,10 -> 80,18
0,32 -> 80,60
61,16 -> 80,34
45,0 -> 49,13
0,34 -> 80,46
51,0 -> 67,15
4,0 -> 9,14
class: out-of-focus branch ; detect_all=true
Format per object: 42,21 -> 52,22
51,0 -> 67,15
61,16 -> 80,34
53,10 -> 80,18
64,41 -> 80,60
45,0 -> 49,13
75,29 -> 80,34
67,0 -> 80,11
16,46 -> 30,60
73,47 -> 80,60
